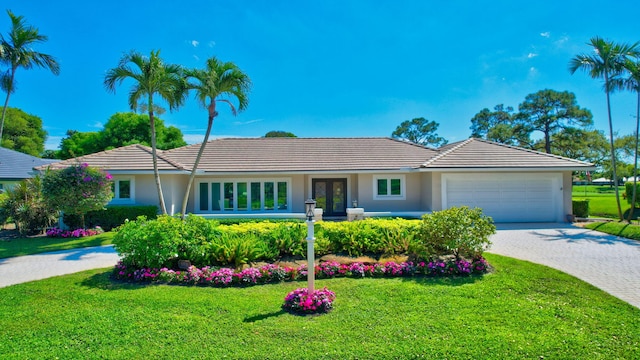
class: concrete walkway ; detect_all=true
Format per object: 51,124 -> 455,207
488,223 -> 640,309
0,245 -> 120,288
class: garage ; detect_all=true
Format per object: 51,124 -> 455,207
442,173 -> 562,222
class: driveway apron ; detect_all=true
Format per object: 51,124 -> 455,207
488,223 -> 640,309
0,245 -> 120,288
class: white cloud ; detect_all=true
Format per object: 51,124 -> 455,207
91,121 -> 103,128
191,40 -> 199,47
527,52 -> 538,59
555,35 -> 569,47
233,118 -> 263,125
540,32 -> 550,38
208,41 -> 216,48
193,55 -> 200,61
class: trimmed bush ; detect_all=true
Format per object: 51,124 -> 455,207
572,199 -> 589,218
113,216 -> 425,269
419,206 -> 495,260
64,205 -> 158,231
624,182 -> 640,207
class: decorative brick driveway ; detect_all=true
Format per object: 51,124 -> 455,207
488,223 -> 640,309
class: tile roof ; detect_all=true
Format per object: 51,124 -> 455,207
421,138 -> 594,169
31,137 -> 594,174
0,147 -> 59,179
35,144 -> 186,171
164,137 -> 438,172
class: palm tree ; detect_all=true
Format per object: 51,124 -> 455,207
0,10 -> 60,146
104,50 -> 187,215
569,37 -> 640,221
180,57 -> 251,219
610,58 -> 640,221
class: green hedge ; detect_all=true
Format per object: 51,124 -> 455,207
625,182 -> 640,207
114,208 -> 495,269
572,199 -> 589,218
64,205 -> 158,231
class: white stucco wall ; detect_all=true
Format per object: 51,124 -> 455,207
356,173 -> 423,212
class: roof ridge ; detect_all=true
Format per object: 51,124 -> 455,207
386,137 -> 438,150
473,138 -> 594,166
134,144 -> 188,170
421,138 -> 473,167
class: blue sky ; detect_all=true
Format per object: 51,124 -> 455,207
3,0 -> 640,150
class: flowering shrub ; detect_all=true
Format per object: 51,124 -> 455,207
282,287 -> 336,315
46,226 -> 104,238
42,163 -> 113,229
112,257 -> 489,286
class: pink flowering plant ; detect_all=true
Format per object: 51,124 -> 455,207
112,257 -> 489,286
282,287 -> 336,315
42,163 -> 113,228
46,226 -> 104,238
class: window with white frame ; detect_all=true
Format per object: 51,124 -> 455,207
373,175 -> 405,200
197,179 -> 291,212
111,177 -> 135,203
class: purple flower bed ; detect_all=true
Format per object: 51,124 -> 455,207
46,226 -> 104,238
112,257 -> 490,286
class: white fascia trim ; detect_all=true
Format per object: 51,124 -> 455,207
418,167 -> 596,172
201,169 -> 420,176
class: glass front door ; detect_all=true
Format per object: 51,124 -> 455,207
312,179 -> 347,216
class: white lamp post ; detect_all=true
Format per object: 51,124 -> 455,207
305,198 -> 316,293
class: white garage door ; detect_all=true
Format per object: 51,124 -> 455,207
442,173 -> 562,222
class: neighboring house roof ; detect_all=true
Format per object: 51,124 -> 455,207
0,147 -> 58,180
164,137 -> 438,172
421,138 -> 594,170
33,137 -> 595,174
37,144 -> 186,172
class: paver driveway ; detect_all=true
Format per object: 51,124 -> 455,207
488,223 -> 640,309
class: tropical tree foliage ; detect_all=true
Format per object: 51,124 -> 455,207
180,57 -> 251,219
391,117 -> 448,147
0,107 -> 47,156
264,130 -> 296,138
470,104 -> 529,146
57,112 -> 186,159
516,89 -> 593,154
104,50 -> 187,215
569,37 -> 640,220
0,10 -> 59,147
0,176 -> 57,234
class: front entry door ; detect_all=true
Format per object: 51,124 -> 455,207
312,179 -> 347,217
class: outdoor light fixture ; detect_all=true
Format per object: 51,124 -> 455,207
305,198 -> 316,221
352,199 -> 358,208
304,198 -> 317,292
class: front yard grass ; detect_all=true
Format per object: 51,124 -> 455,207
572,185 -> 630,218
0,231 -> 115,259
585,221 -> 640,241
0,253 -> 637,359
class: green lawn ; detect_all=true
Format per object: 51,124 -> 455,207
0,232 -> 115,259
0,253 -> 637,359
585,221 -> 640,240
572,185 -> 631,218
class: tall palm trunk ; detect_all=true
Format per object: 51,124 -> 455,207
180,102 -> 216,219
148,94 -> 167,215
605,70 -> 624,221
0,68 -> 16,146
628,91 -> 640,222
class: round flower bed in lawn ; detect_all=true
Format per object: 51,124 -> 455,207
283,287 -> 336,315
